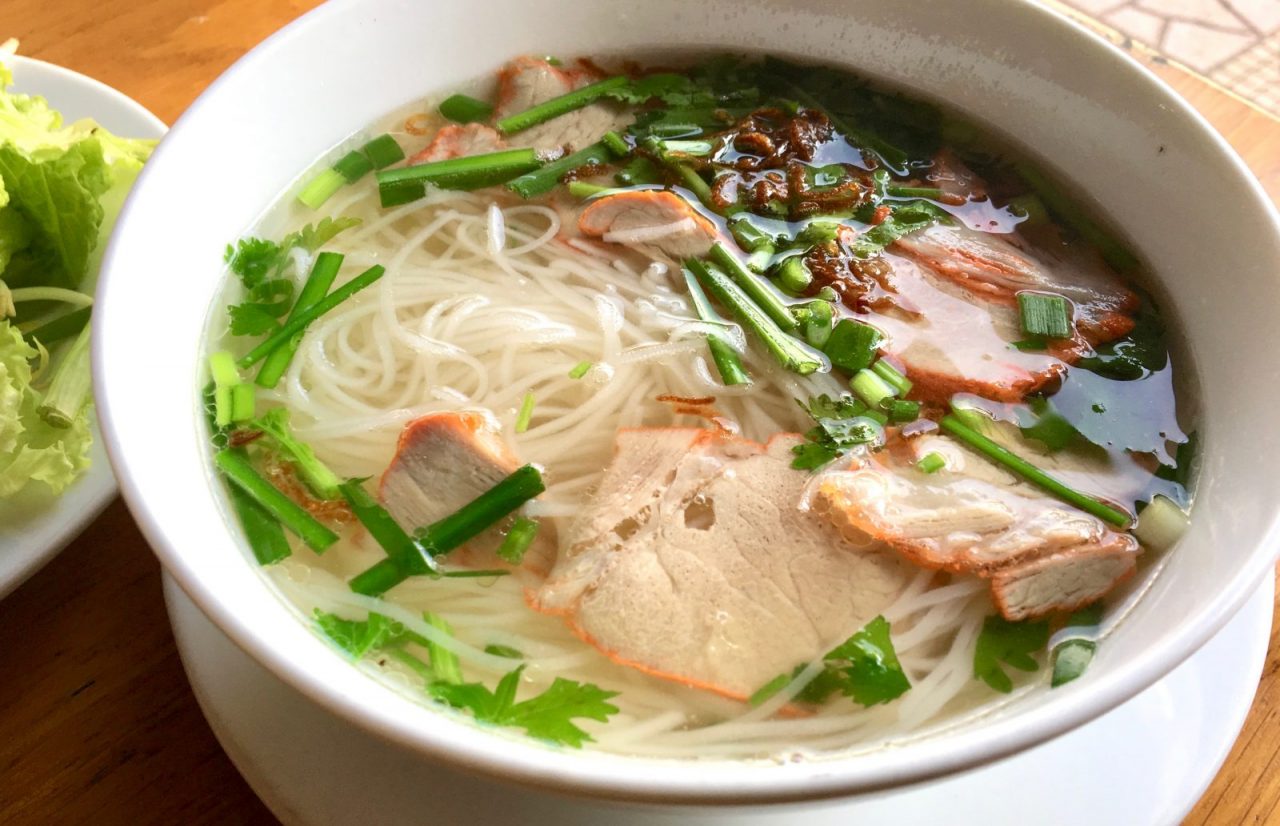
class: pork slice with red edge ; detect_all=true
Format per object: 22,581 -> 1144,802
494,56 -> 631,154
817,433 -> 1137,620
532,427 -> 913,701
578,190 -> 720,261
379,411 -> 555,576
407,123 -> 506,165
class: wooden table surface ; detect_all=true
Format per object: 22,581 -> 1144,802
0,2 -> 1277,823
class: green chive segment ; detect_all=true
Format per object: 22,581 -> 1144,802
377,148 -> 543,206
440,93 -> 495,124
495,75 -> 629,135
1018,292 -> 1072,339
215,449 -> 338,553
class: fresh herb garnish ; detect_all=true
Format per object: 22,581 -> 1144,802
750,615 -> 910,708
1050,604 -> 1103,688
496,516 -> 540,564
252,407 -> 343,500
791,393 -> 885,470
973,614 -> 1050,693
430,666 -> 619,747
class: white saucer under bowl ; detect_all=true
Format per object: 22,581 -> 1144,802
0,55 -> 165,600
163,572 -> 1272,826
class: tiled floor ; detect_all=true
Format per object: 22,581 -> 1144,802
1050,0 -> 1280,117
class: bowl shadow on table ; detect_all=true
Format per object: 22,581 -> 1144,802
0,499 -> 275,824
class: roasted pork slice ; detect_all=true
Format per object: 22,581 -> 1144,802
578,190 -> 720,261
866,254 -> 1066,403
892,222 -> 1137,347
407,123 -> 505,165
493,56 -> 630,153
533,428 -> 913,700
379,411 -> 555,575
817,433 -> 1137,619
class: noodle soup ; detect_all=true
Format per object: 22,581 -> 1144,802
203,54 -> 1193,758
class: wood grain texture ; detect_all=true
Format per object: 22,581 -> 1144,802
0,1 -> 1275,824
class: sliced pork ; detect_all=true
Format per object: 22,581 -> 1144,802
379,412 -> 555,575
578,190 -> 720,261
407,123 -> 505,165
533,428 -> 913,700
817,433 -> 1137,619
494,56 -> 630,154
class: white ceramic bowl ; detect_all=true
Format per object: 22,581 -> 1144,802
96,0 -> 1280,807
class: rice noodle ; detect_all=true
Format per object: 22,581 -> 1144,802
225,181 -> 1003,761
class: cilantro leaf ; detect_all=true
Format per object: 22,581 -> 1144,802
225,237 -> 283,289
791,393 -> 884,471
284,215 -> 362,255
314,610 -> 408,659
823,615 -> 911,706
973,615 -> 1049,693
430,665 -> 619,748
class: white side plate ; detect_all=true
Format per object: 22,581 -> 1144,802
0,56 -> 165,599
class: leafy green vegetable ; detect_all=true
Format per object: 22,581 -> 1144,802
1050,604 -> 1103,688
823,615 -> 911,706
484,644 -> 524,659
430,665 -> 619,748
224,216 -> 361,336
0,320 -> 91,496
791,393 -> 883,470
749,616 -> 910,708
1074,304 -> 1167,380
1018,396 -> 1080,452
315,610 -> 408,659
251,407 -> 343,500
973,615 -> 1050,693
850,202 -> 946,258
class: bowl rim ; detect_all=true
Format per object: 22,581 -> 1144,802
95,0 -> 1280,805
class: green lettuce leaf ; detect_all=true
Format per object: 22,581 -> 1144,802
0,320 -> 91,497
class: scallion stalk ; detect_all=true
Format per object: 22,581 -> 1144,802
497,517 -> 540,564
568,361 -> 593,379
230,382 -> 256,422
361,134 -> 405,169
339,479 -> 435,576
25,306 -> 91,347
1018,291 -> 1072,339
226,482 -> 292,565
507,142 -> 612,199
255,252 -> 345,388
567,181 -> 612,199
871,359 -> 913,395
333,150 -> 374,183
350,465 -> 546,596
823,320 -> 882,373
439,93 -> 494,124
883,398 -> 920,423
775,256 -> 812,294
917,452 -> 946,474
515,392 -> 535,433
215,449 -> 339,552
682,267 -> 751,386
659,138 -> 715,156
423,612 -> 464,684
297,168 -> 347,210
851,368 -> 896,409
708,242 -> 798,332
495,75 -> 629,135
601,130 -> 629,157
688,260 -> 823,375
238,265 -> 385,369
939,413 -> 1130,527
377,148 -> 543,206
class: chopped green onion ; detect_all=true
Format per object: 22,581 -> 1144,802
568,361 -> 593,379
1018,291 -> 1072,339
362,134 -> 405,169
238,265 -> 385,369
708,242 -> 798,332
209,350 -> 240,388
728,218 -> 776,273
25,305 -> 91,348
671,161 -> 715,209
213,386 -> 233,428
507,142 -> 612,200
917,452 -> 946,474
485,644 -> 524,659
333,150 -> 374,183
215,449 -> 338,553
297,168 -> 347,210
567,181 -> 612,199
775,256 -> 812,293
851,368 -> 896,409
689,260 -> 822,375
423,612 -> 464,684
659,139 -> 714,156
515,392 -> 535,433
1133,494 -> 1189,552
230,383 -> 256,422
256,252 -> 346,389
352,465 -> 547,596
439,93 -> 494,124
601,130 -> 629,157
871,359 -> 913,395
1051,639 -> 1096,687
226,482 -> 292,565
377,148 -> 543,206
883,398 -> 920,423
440,568 -> 512,578
801,299 -> 834,348
939,413 -> 1130,527
495,75 -> 629,135
339,479 -> 435,576
497,517 -> 540,564
682,267 -> 751,386
823,319 -> 882,373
